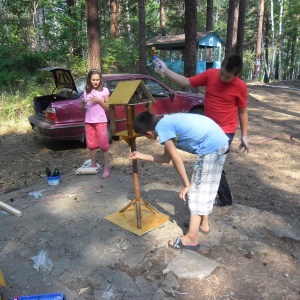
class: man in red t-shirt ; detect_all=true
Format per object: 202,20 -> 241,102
154,54 -> 249,210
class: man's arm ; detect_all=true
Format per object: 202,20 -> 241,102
129,147 -> 172,164
155,58 -> 191,87
164,140 -> 190,187
130,140 -> 190,200
238,107 -> 249,153
164,68 -> 191,88
164,140 -> 190,200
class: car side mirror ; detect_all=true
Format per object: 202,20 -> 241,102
169,92 -> 174,100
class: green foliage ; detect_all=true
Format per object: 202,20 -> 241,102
0,0 -> 299,130
101,37 -> 139,73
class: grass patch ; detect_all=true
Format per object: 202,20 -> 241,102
0,118 -> 32,135
0,82 -> 53,135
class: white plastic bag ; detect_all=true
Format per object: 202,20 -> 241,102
28,190 -> 46,199
81,159 -> 101,169
75,159 -> 101,175
31,250 -> 53,273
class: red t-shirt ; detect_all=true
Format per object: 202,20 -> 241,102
189,68 -> 248,133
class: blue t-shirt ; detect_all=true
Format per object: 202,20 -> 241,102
155,113 -> 228,155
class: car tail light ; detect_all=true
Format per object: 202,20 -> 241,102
45,107 -> 58,121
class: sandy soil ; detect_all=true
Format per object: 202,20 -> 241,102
0,79 -> 299,299
1,80 -> 299,217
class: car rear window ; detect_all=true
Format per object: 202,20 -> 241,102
75,78 -> 86,95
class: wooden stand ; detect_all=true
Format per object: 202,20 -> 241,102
105,81 -> 169,233
116,105 -> 160,229
104,128 -> 169,235
119,136 -> 159,229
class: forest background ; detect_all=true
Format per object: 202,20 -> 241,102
0,0 -> 299,132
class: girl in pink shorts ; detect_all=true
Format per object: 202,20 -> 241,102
83,69 -> 110,178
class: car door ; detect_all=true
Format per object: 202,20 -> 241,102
142,79 -> 182,117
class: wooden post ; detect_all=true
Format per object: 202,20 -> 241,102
107,80 -> 158,230
0,201 -> 22,217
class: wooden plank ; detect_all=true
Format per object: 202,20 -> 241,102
0,201 -> 22,217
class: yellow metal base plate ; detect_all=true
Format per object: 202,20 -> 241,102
105,205 -> 170,236
0,268 -> 6,287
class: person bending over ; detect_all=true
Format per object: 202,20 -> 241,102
130,111 -> 229,250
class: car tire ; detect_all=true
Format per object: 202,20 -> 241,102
190,107 -> 204,115
112,135 -> 120,141
107,125 -> 113,144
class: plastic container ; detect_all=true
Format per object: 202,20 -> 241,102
11,293 -> 66,300
47,174 -> 61,186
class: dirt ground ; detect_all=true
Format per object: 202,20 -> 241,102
0,79 -> 300,299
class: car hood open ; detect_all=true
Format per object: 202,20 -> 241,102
41,67 -> 78,93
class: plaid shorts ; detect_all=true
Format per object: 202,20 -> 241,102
188,143 -> 229,215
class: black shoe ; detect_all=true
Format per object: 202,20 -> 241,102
182,220 -> 190,228
214,198 -> 227,207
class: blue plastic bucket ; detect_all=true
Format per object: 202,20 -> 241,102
47,174 -> 61,186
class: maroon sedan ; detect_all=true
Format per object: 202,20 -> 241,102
28,67 -> 204,143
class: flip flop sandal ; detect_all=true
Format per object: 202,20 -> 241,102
168,237 -> 199,251
199,228 -> 210,235
182,220 -> 210,235
102,168 -> 110,179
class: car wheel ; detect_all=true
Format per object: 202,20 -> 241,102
112,135 -> 120,141
107,125 -> 113,144
190,107 -> 204,115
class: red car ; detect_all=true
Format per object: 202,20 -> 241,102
28,67 -> 204,143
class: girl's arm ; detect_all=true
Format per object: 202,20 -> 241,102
100,95 -> 109,111
91,94 -> 109,111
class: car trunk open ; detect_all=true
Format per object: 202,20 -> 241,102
33,67 -> 80,118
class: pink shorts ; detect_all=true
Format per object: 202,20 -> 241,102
85,123 -> 110,151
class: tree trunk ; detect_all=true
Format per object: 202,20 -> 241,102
86,0 -> 101,70
236,0 -> 247,60
277,0 -> 284,80
31,0 -> 37,51
252,0 -> 264,82
110,0 -> 117,38
41,7 -> 49,51
65,0 -> 81,56
225,0 -> 239,58
270,0 -> 275,80
160,0 -> 166,36
184,0 -> 197,78
206,0 -> 213,31
289,31 -> 297,79
263,16 -> 270,83
138,0 -> 147,74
